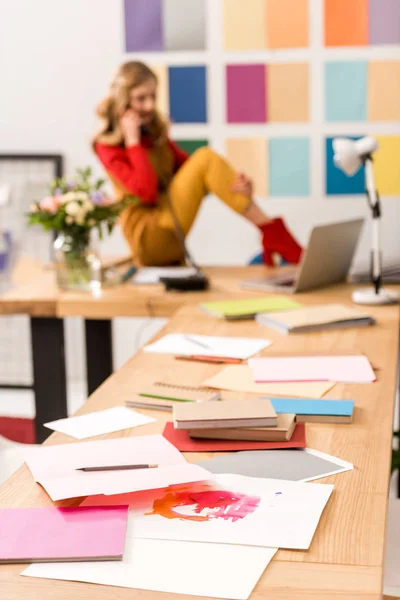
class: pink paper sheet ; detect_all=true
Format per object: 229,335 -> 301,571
24,434 -> 211,501
0,506 -> 128,563
249,355 -> 376,383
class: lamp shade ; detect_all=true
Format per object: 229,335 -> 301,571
332,137 -> 379,177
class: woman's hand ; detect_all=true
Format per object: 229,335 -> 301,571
231,172 -> 253,196
121,109 -> 142,146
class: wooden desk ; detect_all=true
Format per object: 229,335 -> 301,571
0,287 -> 398,599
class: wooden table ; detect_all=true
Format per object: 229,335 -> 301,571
0,286 -> 398,599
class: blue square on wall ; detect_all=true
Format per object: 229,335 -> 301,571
325,61 -> 367,122
269,138 -> 310,196
326,137 -> 365,195
169,66 -> 207,123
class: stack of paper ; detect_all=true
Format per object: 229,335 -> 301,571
24,434 -> 211,501
256,303 -> 376,334
249,355 -> 376,384
200,297 -> 301,320
133,266 -> 197,284
144,333 -> 272,360
0,506 -> 128,563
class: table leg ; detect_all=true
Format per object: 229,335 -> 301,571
30,317 -> 67,443
84,319 -> 113,397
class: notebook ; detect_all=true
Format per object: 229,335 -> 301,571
200,297 -> 301,320
249,355 -> 376,384
189,413 -> 296,442
163,421 -> 306,452
256,303 -> 375,334
0,506 -> 128,563
270,397 -> 355,424
173,398 -> 277,430
140,382 -> 220,403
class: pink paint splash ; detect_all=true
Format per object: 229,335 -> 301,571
147,486 -> 260,523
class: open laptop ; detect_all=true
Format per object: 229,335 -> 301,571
241,219 -> 364,294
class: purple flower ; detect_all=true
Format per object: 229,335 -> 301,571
90,191 -> 104,205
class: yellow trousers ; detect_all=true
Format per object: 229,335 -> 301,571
119,147 -> 250,266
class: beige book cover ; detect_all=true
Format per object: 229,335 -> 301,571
189,413 -> 296,442
173,398 -> 277,430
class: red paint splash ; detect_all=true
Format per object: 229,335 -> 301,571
147,486 -> 260,523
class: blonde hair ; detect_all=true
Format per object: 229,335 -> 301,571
93,61 -> 168,148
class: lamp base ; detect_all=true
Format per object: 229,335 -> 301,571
352,287 -> 400,305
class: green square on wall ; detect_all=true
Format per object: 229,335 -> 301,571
175,139 -> 208,155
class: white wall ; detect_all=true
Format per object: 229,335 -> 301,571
1,0 -> 400,382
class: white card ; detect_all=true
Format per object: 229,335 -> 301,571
44,407 -> 155,439
144,334 -> 272,360
22,534 -> 277,600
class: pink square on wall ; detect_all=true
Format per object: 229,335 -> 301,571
226,65 -> 267,123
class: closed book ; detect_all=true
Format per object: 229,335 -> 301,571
256,304 -> 375,334
173,398 -> 277,430
270,397 -> 354,424
189,413 -> 295,442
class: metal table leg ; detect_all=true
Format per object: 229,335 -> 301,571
84,319 -> 113,397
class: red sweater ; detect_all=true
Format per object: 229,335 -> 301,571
95,139 -> 188,205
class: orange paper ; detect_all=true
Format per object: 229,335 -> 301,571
372,136 -> 400,196
268,63 -> 309,122
266,0 -> 308,49
226,138 -> 268,196
368,61 -> 400,121
324,0 -> 368,47
224,0 -> 266,50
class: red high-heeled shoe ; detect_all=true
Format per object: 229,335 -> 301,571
259,218 -> 303,266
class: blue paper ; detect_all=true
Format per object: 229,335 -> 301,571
325,61 -> 367,122
269,137 -> 310,196
326,136 -> 365,195
169,66 -> 207,123
269,397 -> 354,417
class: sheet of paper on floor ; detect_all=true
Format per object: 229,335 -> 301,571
24,434 -> 211,501
44,407 -> 155,439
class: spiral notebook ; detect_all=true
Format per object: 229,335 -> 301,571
140,382 -> 220,404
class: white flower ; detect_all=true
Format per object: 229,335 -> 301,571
75,214 -> 86,226
88,219 -> 96,227
60,192 -> 76,204
75,191 -> 89,202
65,201 -> 81,217
65,216 -> 74,225
29,203 -> 38,213
82,199 -> 94,212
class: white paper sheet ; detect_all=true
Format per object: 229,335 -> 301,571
133,267 -> 197,285
44,407 -> 155,439
24,434 -> 211,501
144,334 -> 272,360
107,473 -> 334,550
22,534 -> 277,600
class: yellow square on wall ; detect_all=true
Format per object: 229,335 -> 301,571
224,0 -> 266,51
373,136 -> 400,196
226,138 -> 268,197
267,63 -> 309,122
368,61 -> 400,121
266,0 -> 309,49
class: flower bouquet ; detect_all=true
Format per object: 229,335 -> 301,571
27,167 -> 130,290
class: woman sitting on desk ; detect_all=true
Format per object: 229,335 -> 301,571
93,61 -> 302,267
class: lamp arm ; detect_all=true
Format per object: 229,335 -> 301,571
364,157 -> 381,294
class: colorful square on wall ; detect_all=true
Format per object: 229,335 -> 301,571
373,136 -> 400,195
226,65 -> 267,123
324,0 -> 368,47
223,0 -> 266,51
369,0 -> 400,45
268,63 -> 309,123
169,66 -> 207,123
226,138 -> 268,196
325,61 -> 367,122
326,137 -> 365,195
269,138 -> 310,196
368,61 -> 400,121
175,140 -> 208,155
124,0 -> 206,52
266,0 -> 309,49
150,65 -> 169,116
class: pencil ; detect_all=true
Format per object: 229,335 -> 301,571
175,355 -> 242,364
76,464 -> 158,472
184,335 -> 211,350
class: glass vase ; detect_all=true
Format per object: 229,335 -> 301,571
53,231 -> 101,291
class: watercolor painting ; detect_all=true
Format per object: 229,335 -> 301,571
146,484 -> 260,523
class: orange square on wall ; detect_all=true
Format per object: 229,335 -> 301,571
369,61 -> 400,121
324,0 -> 368,46
266,0 -> 309,49
268,63 -> 309,122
